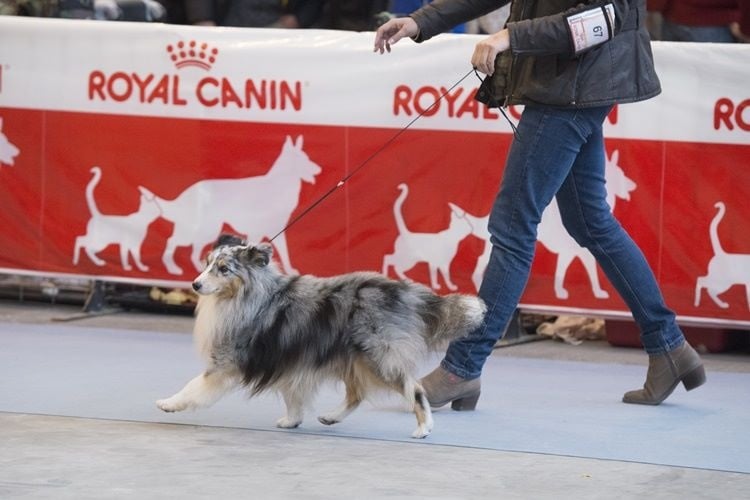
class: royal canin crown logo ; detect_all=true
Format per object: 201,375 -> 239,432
166,41 -> 219,70
87,38 -> 303,111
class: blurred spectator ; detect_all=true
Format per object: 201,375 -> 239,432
730,0 -> 750,41
159,0 -> 324,28
110,0 -> 165,20
60,0 -> 96,17
316,0 -> 388,31
390,0 -> 465,33
221,0 -> 323,28
154,0 -> 219,24
0,0 -> 164,20
0,0 -> 88,17
152,0 -> 190,23
647,0 -> 743,42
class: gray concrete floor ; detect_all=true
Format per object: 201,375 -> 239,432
1,300 -> 749,499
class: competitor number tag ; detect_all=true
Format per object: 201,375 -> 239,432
566,3 -> 616,54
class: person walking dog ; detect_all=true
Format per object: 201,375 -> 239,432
374,0 -> 706,409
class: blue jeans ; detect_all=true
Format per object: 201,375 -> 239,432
442,105 -> 685,380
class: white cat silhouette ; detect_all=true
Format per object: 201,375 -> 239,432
462,212 -> 490,292
695,201 -> 750,310
382,183 -> 474,291
73,166 -> 162,271
470,149 -> 635,299
0,118 -> 20,166
155,135 -> 321,275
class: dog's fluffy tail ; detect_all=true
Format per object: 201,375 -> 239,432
423,294 -> 486,349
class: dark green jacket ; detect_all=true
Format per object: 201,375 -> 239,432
410,0 -> 661,108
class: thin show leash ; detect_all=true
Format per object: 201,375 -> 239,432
269,68 -> 516,243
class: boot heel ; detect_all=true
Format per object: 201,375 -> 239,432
451,392 -> 480,411
682,365 -> 706,391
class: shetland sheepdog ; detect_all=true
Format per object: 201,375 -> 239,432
156,240 -> 485,438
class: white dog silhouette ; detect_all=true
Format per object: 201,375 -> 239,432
470,149 -> 635,299
156,135 -> 322,275
0,118 -> 20,167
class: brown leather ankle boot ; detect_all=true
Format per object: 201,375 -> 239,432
420,366 -> 481,411
622,342 -> 706,405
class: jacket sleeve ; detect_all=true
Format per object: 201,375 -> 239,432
509,0 -> 640,57
410,0 -> 511,41
646,0 -> 669,12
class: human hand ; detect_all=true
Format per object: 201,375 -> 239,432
471,29 -> 510,75
374,17 -> 419,54
730,22 -> 750,43
276,14 -> 300,29
143,0 -> 166,21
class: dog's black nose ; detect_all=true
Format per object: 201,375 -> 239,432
192,281 -> 201,292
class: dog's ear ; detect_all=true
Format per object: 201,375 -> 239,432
254,242 -> 274,265
215,233 -> 246,249
242,243 -> 273,267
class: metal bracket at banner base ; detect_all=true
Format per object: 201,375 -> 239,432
494,309 -> 547,348
82,280 -> 107,313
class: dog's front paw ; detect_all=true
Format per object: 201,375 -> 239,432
156,397 -> 187,413
317,415 -> 340,426
411,425 -> 431,439
276,416 -> 302,429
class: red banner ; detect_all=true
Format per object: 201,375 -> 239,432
0,18 -> 748,328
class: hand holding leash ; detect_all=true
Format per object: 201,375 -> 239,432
374,17 -> 419,53
471,29 -> 510,76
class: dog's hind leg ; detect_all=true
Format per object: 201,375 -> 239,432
190,243 -> 209,274
318,376 -> 363,426
73,237 -> 82,265
119,245 -> 133,271
428,265 -> 442,290
399,378 -> 433,439
580,252 -> 609,299
553,253 -> 574,300
131,248 -> 150,272
382,254 -> 395,277
438,265 -> 458,291
383,255 -> 411,281
85,246 -> 106,266
162,237 -> 185,275
707,287 -> 730,309
694,278 -> 705,307
156,369 -> 238,413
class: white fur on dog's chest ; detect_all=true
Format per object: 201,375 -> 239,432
193,295 -> 222,362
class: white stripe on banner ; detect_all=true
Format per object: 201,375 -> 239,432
0,17 -> 748,144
